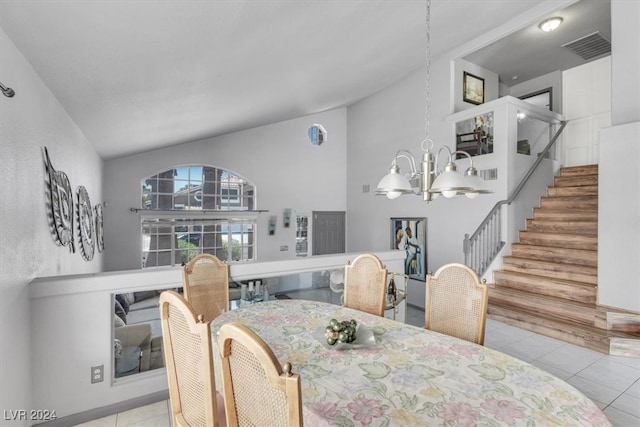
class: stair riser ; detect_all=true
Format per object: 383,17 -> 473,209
554,175 -> 598,187
610,339 -> 640,357
489,291 -> 598,327
526,220 -> 597,235
487,309 -> 610,354
548,186 -> 598,197
606,312 -> 640,333
519,232 -> 597,251
532,210 -> 597,222
502,258 -> 597,285
493,272 -> 597,304
540,199 -> 598,210
560,165 -> 599,177
510,245 -> 597,267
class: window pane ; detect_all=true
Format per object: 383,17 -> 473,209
141,218 -> 255,268
141,165 -> 254,211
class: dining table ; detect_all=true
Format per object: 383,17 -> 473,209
210,299 -> 611,426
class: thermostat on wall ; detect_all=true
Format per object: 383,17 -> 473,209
308,124 -> 327,146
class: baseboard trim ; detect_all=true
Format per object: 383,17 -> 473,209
33,390 -> 169,427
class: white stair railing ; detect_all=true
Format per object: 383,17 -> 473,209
464,120 -> 567,276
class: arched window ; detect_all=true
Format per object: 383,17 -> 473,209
140,165 -> 256,268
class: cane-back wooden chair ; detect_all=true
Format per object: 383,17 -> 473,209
218,322 -> 303,427
343,253 -> 388,316
159,291 -> 226,427
182,253 -> 229,323
425,263 -> 489,345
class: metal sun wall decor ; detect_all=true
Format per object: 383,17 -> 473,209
44,146 -> 102,261
44,147 -> 75,252
95,203 -> 105,252
77,186 -> 96,261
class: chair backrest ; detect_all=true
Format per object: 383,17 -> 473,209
218,322 -> 302,427
182,253 -> 229,323
425,263 -> 489,345
159,291 -> 222,427
343,253 -> 388,316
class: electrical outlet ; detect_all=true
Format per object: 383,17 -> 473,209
91,365 -> 104,384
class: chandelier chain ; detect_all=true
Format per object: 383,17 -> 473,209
424,0 -> 431,148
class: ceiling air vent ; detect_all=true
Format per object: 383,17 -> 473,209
562,31 -> 611,61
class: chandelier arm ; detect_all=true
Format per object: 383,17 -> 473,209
452,150 -> 474,169
392,149 -> 418,176
434,146 -> 453,172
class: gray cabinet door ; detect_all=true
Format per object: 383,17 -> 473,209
312,211 -> 345,255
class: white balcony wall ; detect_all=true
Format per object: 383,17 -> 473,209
29,250 -> 404,419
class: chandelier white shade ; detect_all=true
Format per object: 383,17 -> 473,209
463,166 -> 492,199
429,162 -> 473,198
375,164 -> 413,199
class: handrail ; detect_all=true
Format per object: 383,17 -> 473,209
464,120 -> 568,275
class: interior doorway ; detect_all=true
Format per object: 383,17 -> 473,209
312,211 -> 345,256
519,88 -> 552,111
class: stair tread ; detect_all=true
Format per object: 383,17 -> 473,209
527,218 -> 598,225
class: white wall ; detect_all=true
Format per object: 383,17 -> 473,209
453,58 -> 500,113
598,0 -> 640,313
103,109 -> 347,271
610,0 -> 640,126
599,123 -> 640,312
0,29 -> 103,425
563,56 -> 612,166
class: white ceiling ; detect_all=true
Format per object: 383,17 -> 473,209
1,0 -> 605,160
465,0 -> 610,87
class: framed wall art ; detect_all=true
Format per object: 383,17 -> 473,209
463,71 -> 485,105
391,217 -> 427,281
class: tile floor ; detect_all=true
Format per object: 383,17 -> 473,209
76,289 -> 640,426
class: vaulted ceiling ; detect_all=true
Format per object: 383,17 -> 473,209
0,1 -> 607,160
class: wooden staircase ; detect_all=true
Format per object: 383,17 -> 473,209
488,164 -> 640,356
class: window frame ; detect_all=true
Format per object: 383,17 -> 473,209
140,165 -> 257,268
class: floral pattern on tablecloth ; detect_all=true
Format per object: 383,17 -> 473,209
211,299 -> 611,427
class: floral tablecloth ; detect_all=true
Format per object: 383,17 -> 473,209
210,299 -> 610,426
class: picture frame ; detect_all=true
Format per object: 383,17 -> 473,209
391,217 -> 427,281
463,71 -> 485,105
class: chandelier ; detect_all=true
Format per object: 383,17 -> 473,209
375,0 -> 491,202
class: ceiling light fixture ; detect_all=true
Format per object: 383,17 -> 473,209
375,0 -> 491,202
538,17 -> 563,32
